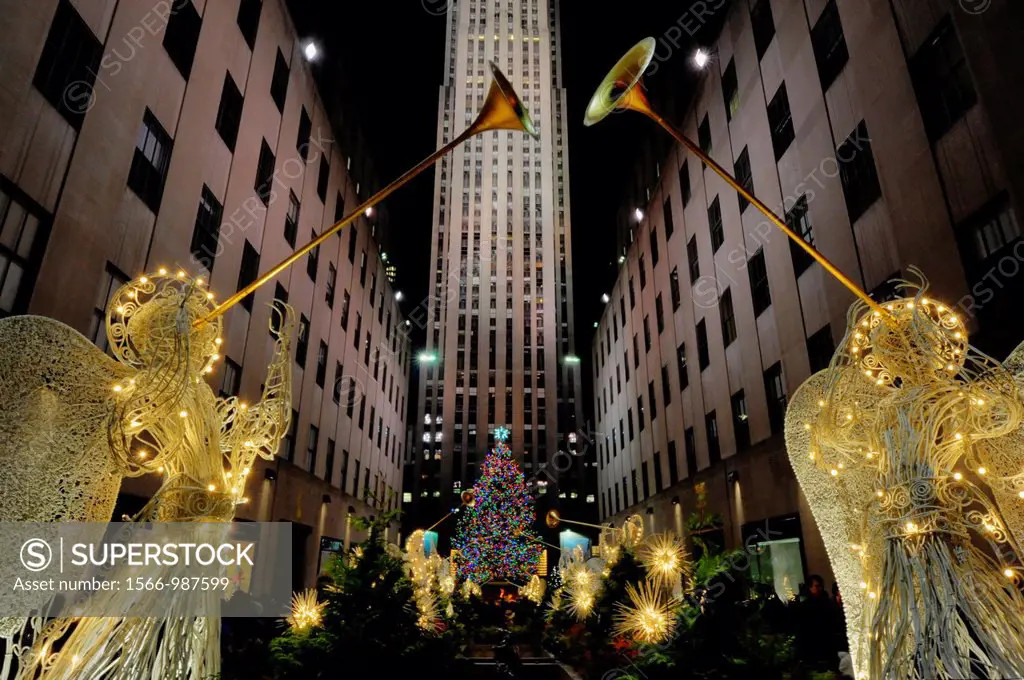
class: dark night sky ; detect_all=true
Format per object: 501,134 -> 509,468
287,0 -> 728,416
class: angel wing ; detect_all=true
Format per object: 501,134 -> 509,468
0,315 -> 129,522
785,368 -> 877,672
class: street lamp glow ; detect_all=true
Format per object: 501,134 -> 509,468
633,208 -> 644,222
417,352 -> 438,364
564,355 -> 581,365
601,294 -> 610,304
618,255 -> 626,264
395,291 -> 404,301
303,41 -> 320,62
694,48 -> 710,69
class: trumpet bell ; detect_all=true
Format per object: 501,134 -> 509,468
545,509 -> 561,529
461,489 -> 476,507
471,62 -> 540,139
584,37 -> 657,126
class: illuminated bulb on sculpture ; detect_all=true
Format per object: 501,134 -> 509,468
113,385 -> 123,393
207,293 -> 214,300
955,432 -> 964,440
1005,568 -> 1015,579
860,582 -> 868,589
954,472 -> 963,481
831,469 -> 839,477
978,467 -> 987,475
818,400 -> 826,407
208,484 -> 216,492
876,490 -> 884,497
137,450 -> 147,459
1018,491 -> 1024,499
179,410 -> 188,418
159,268 -> 168,275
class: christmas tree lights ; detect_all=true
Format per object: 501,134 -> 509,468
452,437 -> 543,583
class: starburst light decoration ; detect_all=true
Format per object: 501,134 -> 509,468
639,533 -> 691,590
613,580 -> 679,645
287,589 -> 325,631
786,272 -> 1024,679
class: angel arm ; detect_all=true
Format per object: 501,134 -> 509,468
218,302 -> 296,476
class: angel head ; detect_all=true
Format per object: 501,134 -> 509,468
105,270 -> 223,376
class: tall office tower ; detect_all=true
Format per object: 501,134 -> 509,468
406,0 -> 585,527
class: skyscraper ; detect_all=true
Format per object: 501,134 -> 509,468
406,0 -> 584,527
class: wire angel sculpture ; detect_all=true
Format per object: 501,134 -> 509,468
0,271 -> 295,679
785,271 -> 1024,679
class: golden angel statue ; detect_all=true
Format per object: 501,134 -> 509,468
786,273 -> 1024,679
0,270 -> 294,678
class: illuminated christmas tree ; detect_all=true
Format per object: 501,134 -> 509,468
453,428 -> 543,583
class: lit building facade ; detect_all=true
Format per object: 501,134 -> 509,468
407,0 -> 587,531
0,0 -> 410,587
593,0 -> 1023,592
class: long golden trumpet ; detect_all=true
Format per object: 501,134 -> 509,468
585,38 -> 884,317
425,489 -> 478,532
197,63 -> 538,325
545,508 -> 610,531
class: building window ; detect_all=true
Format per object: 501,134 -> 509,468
639,253 -> 647,289
219,357 -> 242,398
359,252 -> 367,287
315,340 -> 327,388
751,0 -> 775,60
162,0 -> 202,79
648,380 -> 658,421
698,114 -> 712,158
307,425 -> 319,473
629,277 -> 636,308
335,191 -> 346,223
237,0 -> 261,49
677,342 -> 688,390
296,314 -> 310,366
838,121 -> 882,223
127,110 -> 173,213
650,226 -> 660,266
644,316 -> 652,352
270,49 -> 289,113
32,0 -> 103,130
697,319 -> 710,370
333,362 -> 344,403
297,107 -> 312,161
348,227 -> 358,263
720,288 -> 737,346
283,191 -> 299,247
340,290 -> 351,329
255,140 -> 276,206
655,295 -> 665,334
325,439 -> 335,485
706,411 -> 720,465
88,263 -> 128,350
668,441 -> 679,485
811,0 -> 849,91
708,197 -> 724,252
767,83 -> 795,161
281,409 -> 298,460
317,155 -> 330,203
236,240 -> 259,313
957,193 -> 1020,279
910,16 -> 977,142
732,390 -> 750,451
271,283 -> 288,334
215,74 -> 244,152
679,161 -> 691,207
661,364 -> 672,406
326,263 -> 337,307
763,361 -> 786,435
670,267 -> 682,311
734,147 -> 753,213
743,514 -> 808,600
687,236 -> 700,283
786,196 -> 815,277
685,427 -> 698,477
641,463 -> 650,499
722,58 -> 739,122
748,249 -> 771,316
807,324 -> 834,374
307,230 -> 319,281
663,198 -> 676,241
189,186 -> 223,274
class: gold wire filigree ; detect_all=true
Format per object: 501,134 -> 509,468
0,270 -> 295,678
786,270 -> 1024,679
